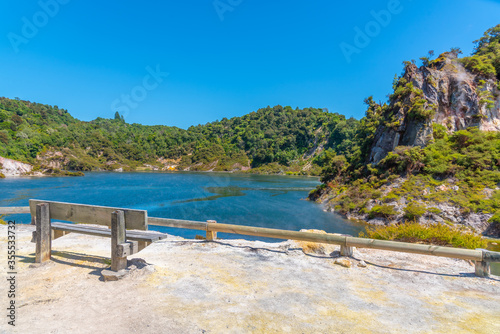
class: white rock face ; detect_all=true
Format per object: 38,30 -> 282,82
0,156 -> 32,176
369,53 -> 500,164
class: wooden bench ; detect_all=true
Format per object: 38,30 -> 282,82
30,200 -> 167,272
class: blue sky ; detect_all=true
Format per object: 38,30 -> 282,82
0,0 -> 499,129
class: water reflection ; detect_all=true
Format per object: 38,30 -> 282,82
0,171 -> 361,241
175,186 -> 249,203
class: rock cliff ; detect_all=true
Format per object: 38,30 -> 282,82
0,156 -> 33,176
370,52 -> 500,164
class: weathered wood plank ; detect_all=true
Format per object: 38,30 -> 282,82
117,241 -> 139,257
29,200 -> 147,230
50,222 -> 166,242
35,203 -> 51,263
0,206 -> 30,214
148,217 -> 207,230
111,210 -> 127,271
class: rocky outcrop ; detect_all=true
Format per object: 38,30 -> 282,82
370,52 -> 500,164
0,155 -> 84,177
0,156 -> 33,176
317,175 -> 498,236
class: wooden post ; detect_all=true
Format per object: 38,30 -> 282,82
206,220 -> 217,241
340,234 -> 354,257
35,203 -> 51,263
111,210 -> 127,271
475,249 -> 490,278
340,244 -> 354,257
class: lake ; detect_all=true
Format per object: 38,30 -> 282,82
3,171 -> 499,276
0,171 -> 363,241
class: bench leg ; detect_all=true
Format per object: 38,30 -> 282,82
35,203 -> 51,263
111,210 -> 128,271
52,230 -> 69,240
138,241 -> 150,251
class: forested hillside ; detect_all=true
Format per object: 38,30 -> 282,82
0,98 -> 355,174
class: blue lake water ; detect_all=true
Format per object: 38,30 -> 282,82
0,171 -> 364,241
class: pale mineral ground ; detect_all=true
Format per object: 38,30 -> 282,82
0,224 -> 499,334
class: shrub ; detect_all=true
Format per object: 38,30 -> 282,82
409,98 -> 436,121
379,146 -> 424,175
382,192 -> 400,202
432,123 -> 448,140
488,211 -> 500,228
428,207 -> 441,215
368,205 -> 398,219
359,223 -> 487,249
403,202 -> 427,220
461,55 -> 497,78
387,174 -> 399,182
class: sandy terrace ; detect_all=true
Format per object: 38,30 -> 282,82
0,224 -> 499,334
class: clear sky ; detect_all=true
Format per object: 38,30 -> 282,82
0,0 -> 499,129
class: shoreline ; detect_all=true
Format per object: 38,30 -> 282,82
0,167 -> 323,179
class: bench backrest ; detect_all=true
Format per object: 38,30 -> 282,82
29,199 -> 148,231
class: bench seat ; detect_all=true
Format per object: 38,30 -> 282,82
50,222 -> 168,242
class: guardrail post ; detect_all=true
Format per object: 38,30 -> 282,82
35,203 -> 51,263
475,249 -> 490,278
111,210 -> 127,271
340,235 -> 353,257
206,220 -> 217,241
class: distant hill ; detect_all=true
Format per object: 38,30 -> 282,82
0,97 -> 355,175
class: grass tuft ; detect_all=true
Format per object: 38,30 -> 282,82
359,222 -> 486,249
